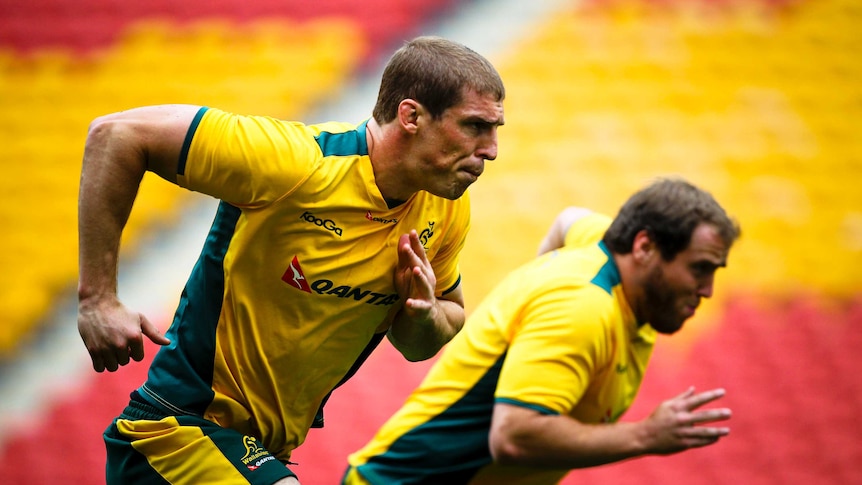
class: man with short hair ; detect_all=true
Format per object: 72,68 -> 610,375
344,178 -> 741,485
77,36 -> 505,484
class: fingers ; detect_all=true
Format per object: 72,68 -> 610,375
85,313 -> 168,372
403,267 -> 435,313
96,336 -> 135,372
678,388 -> 732,444
88,337 -> 125,373
410,265 -> 434,296
101,349 -> 120,373
675,387 -> 731,427
90,351 -> 107,373
679,426 -> 730,449
396,230 -> 436,301
649,387 -> 732,455
116,343 -> 132,367
408,230 -> 429,263
671,386 -> 696,401
684,387 -> 727,410
141,315 -> 171,346
671,387 -> 725,409
398,230 -> 427,266
689,407 -> 732,426
397,233 -> 414,267
129,316 -> 170,363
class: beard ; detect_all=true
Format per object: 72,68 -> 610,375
642,264 -> 687,335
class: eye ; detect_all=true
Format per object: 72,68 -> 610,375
465,120 -> 488,133
691,262 -> 716,278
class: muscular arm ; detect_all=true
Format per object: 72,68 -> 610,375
387,231 -> 465,362
78,104 -> 201,372
488,388 -> 731,469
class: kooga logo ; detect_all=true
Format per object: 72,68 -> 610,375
300,211 -> 342,236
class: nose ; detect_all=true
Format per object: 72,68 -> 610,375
477,129 -> 498,161
698,275 -> 715,298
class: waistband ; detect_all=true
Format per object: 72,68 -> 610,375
121,390 -> 173,421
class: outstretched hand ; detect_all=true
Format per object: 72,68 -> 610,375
644,387 -> 732,455
77,295 -> 170,372
393,230 -> 438,320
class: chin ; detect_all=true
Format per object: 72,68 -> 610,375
650,319 -> 685,335
439,184 -> 469,200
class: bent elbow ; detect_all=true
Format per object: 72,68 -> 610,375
400,348 -> 437,363
87,114 -> 117,138
489,437 -> 531,467
388,332 -> 446,362
84,115 -> 125,156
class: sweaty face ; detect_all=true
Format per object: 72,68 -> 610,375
415,89 -> 504,200
642,223 -> 730,334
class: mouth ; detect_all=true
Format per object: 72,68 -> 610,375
683,301 -> 699,317
461,164 -> 484,178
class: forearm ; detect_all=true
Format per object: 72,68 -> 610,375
387,298 -> 464,362
494,414 -> 649,469
78,106 -> 192,300
77,119 -> 147,301
493,387 -> 733,468
490,403 -> 658,469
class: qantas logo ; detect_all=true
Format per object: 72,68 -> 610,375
282,256 -> 311,292
365,210 -> 398,224
282,256 -> 399,305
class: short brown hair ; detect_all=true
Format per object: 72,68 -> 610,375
372,36 -> 505,123
603,178 -> 741,260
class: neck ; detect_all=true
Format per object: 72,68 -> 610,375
614,253 -> 646,324
366,118 -> 415,201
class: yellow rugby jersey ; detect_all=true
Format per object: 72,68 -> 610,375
137,107 -> 470,461
347,225 -> 656,485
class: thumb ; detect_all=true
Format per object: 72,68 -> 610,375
141,316 -> 171,346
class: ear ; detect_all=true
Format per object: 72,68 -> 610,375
632,229 -> 658,264
397,99 -> 421,134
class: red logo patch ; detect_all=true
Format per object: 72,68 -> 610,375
281,256 -> 311,293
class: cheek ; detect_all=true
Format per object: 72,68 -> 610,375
663,263 -> 698,292
441,129 -> 473,154
651,269 -> 692,309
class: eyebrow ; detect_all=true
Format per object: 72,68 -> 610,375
467,115 -> 504,127
695,259 -> 726,270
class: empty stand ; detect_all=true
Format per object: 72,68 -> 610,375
0,2 -> 392,356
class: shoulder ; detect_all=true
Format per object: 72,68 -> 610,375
562,211 -> 612,249
194,108 -> 322,152
309,120 -> 369,157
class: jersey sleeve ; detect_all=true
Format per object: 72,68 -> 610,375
431,191 -> 471,296
177,107 -> 321,207
495,284 -> 614,415
563,212 -> 612,249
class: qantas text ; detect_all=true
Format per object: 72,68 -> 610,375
309,279 -> 399,305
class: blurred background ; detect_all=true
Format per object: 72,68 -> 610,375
1,0 -> 861,483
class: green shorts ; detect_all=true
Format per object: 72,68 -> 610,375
104,393 -> 297,484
